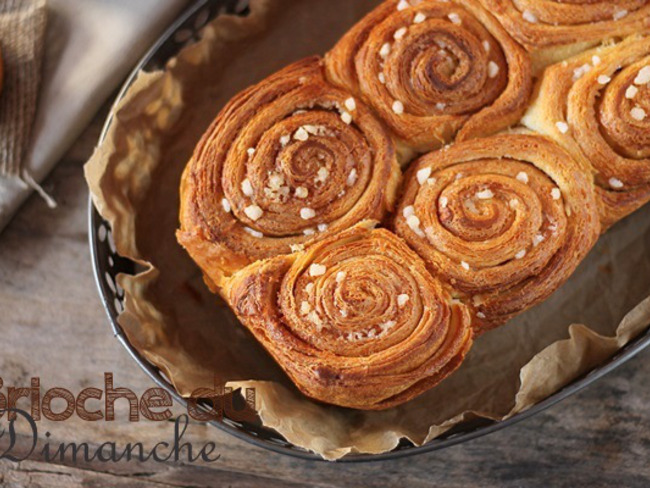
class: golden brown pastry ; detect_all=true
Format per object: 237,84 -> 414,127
176,3 -> 650,411
479,0 -> 650,69
522,36 -> 650,229
177,57 -> 401,291
223,222 -> 473,410
393,134 -> 601,332
325,0 -> 532,154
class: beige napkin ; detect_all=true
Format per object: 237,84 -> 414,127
0,0 -> 189,232
0,0 -> 47,179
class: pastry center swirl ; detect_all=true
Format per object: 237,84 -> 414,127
223,107 -> 371,236
410,159 -> 568,292
381,14 -> 506,116
597,62 -> 650,160
281,251 -> 443,358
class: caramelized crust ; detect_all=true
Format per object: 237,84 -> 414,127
177,57 -> 401,291
480,0 -> 650,51
325,0 -> 532,152
522,36 -> 650,229
223,222 -> 473,410
175,4 -> 650,409
393,134 -> 601,332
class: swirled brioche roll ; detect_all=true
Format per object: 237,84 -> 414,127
223,222 -> 473,410
480,0 -> 650,58
324,0 -> 532,154
393,134 -> 601,332
177,57 -> 401,291
522,36 -> 650,229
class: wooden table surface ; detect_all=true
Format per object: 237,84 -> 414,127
2,102 -> 650,488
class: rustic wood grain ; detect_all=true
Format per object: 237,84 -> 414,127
1,101 -> 650,487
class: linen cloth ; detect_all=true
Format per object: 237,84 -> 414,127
0,0 -> 189,232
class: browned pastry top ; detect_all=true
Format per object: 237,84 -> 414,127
479,0 -> 650,50
393,133 -> 601,331
177,57 -> 401,291
325,0 -> 532,152
175,0 -> 650,410
522,35 -> 650,228
223,222 -> 473,410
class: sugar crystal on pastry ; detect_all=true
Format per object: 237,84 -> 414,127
609,178 -> 624,189
243,227 -> 263,238
522,10 -> 537,23
634,66 -> 650,84
241,178 -> 254,196
447,12 -> 461,25
630,106 -> 646,121
244,205 -> 263,221
397,0 -> 410,11
300,208 -> 316,220
294,127 -> 309,141
613,9 -> 629,21
516,171 -> 529,183
488,61 -> 500,78
346,168 -> 357,186
416,167 -> 432,185
393,27 -> 407,40
221,198 -> 231,213
555,121 -> 569,134
309,263 -> 327,276
476,189 -> 494,200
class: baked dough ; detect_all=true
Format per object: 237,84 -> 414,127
522,36 -> 650,229
177,57 -> 401,292
223,222 -> 473,410
325,0 -> 532,153
393,134 -> 601,332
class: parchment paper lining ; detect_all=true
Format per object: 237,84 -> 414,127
84,0 -> 650,460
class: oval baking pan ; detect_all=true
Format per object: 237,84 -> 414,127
88,0 -> 650,462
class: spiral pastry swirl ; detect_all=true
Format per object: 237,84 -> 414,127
325,0 -> 532,153
177,58 -> 401,289
480,0 -> 650,52
523,36 -> 650,228
393,134 -> 601,331
223,222 -> 473,410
